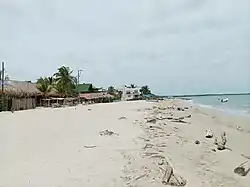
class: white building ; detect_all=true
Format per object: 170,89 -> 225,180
121,85 -> 141,101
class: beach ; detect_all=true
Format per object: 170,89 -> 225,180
0,100 -> 250,187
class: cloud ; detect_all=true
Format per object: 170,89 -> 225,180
0,0 -> 249,95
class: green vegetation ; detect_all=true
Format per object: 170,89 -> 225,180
36,77 -> 53,98
107,86 -> 115,95
140,85 -> 151,95
36,66 -> 77,97
107,86 -> 122,100
54,66 -> 77,96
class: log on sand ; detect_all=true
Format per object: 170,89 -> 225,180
162,162 -> 187,186
234,161 -> 250,176
162,163 -> 173,184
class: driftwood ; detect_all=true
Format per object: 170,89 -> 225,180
149,125 -> 164,130
99,130 -> 119,136
205,129 -> 213,138
143,143 -> 154,149
241,154 -> 250,160
234,161 -> 250,176
171,119 -> 188,123
158,107 -> 166,110
84,145 -> 97,148
169,174 -> 187,186
162,163 -> 173,185
118,116 -> 127,120
147,118 -> 157,123
162,163 -> 187,186
217,132 -> 227,150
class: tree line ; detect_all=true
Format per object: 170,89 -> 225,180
36,65 -> 152,99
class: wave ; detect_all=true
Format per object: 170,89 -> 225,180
193,102 -> 250,117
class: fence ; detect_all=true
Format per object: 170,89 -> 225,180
0,95 -> 36,112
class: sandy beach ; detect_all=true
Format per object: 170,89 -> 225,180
0,100 -> 250,187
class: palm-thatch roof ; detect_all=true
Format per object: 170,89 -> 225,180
0,80 -> 42,97
79,92 -> 114,100
47,88 -> 61,97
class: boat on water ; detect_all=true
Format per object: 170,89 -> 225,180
220,97 -> 229,103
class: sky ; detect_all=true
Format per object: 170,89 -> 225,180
0,0 -> 249,95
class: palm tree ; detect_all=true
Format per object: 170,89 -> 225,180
53,66 -> 77,96
140,85 -> 151,95
36,77 -> 53,98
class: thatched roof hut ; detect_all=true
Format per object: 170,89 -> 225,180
79,92 -> 114,100
0,80 -> 41,97
47,88 -> 61,97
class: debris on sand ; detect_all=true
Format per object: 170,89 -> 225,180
195,140 -> 200,145
143,143 -> 154,149
177,107 -> 185,111
241,154 -> 250,160
234,161 -> 250,176
118,116 -> 127,120
162,162 -> 187,186
99,130 -> 119,136
84,145 -> 98,148
146,118 -> 157,123
236,126 -> 243,132
205,129 -> 213,138
216,132 -> 227,150
214,138 -> 218,145
171,118 -> 188,124
88,108 -> 91,111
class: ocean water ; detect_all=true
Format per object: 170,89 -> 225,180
190,94 -> 250,115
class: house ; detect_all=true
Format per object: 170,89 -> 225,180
121,85 -> 141,101
75,83 -> 99,93
0,80 -> 42,111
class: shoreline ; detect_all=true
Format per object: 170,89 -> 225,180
122,99 -> 250,186
183,98 -> 250,118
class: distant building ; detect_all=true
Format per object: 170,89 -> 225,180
121,85 -> 141,101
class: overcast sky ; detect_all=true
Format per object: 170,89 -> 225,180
0,0 -> 249,95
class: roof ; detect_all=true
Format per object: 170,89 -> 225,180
75,83 -> 93,93
47,88 -> 61,97
79,92 -> 114,100
1,80 -> 41,96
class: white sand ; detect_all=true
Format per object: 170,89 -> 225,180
0,101 -> 151,187
0,100 -> 250,187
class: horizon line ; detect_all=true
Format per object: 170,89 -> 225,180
160,92 -> 250,97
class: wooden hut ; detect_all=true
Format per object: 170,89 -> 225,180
0,80 -> 42,111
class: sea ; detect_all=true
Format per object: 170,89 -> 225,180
187,94 -> 250,116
